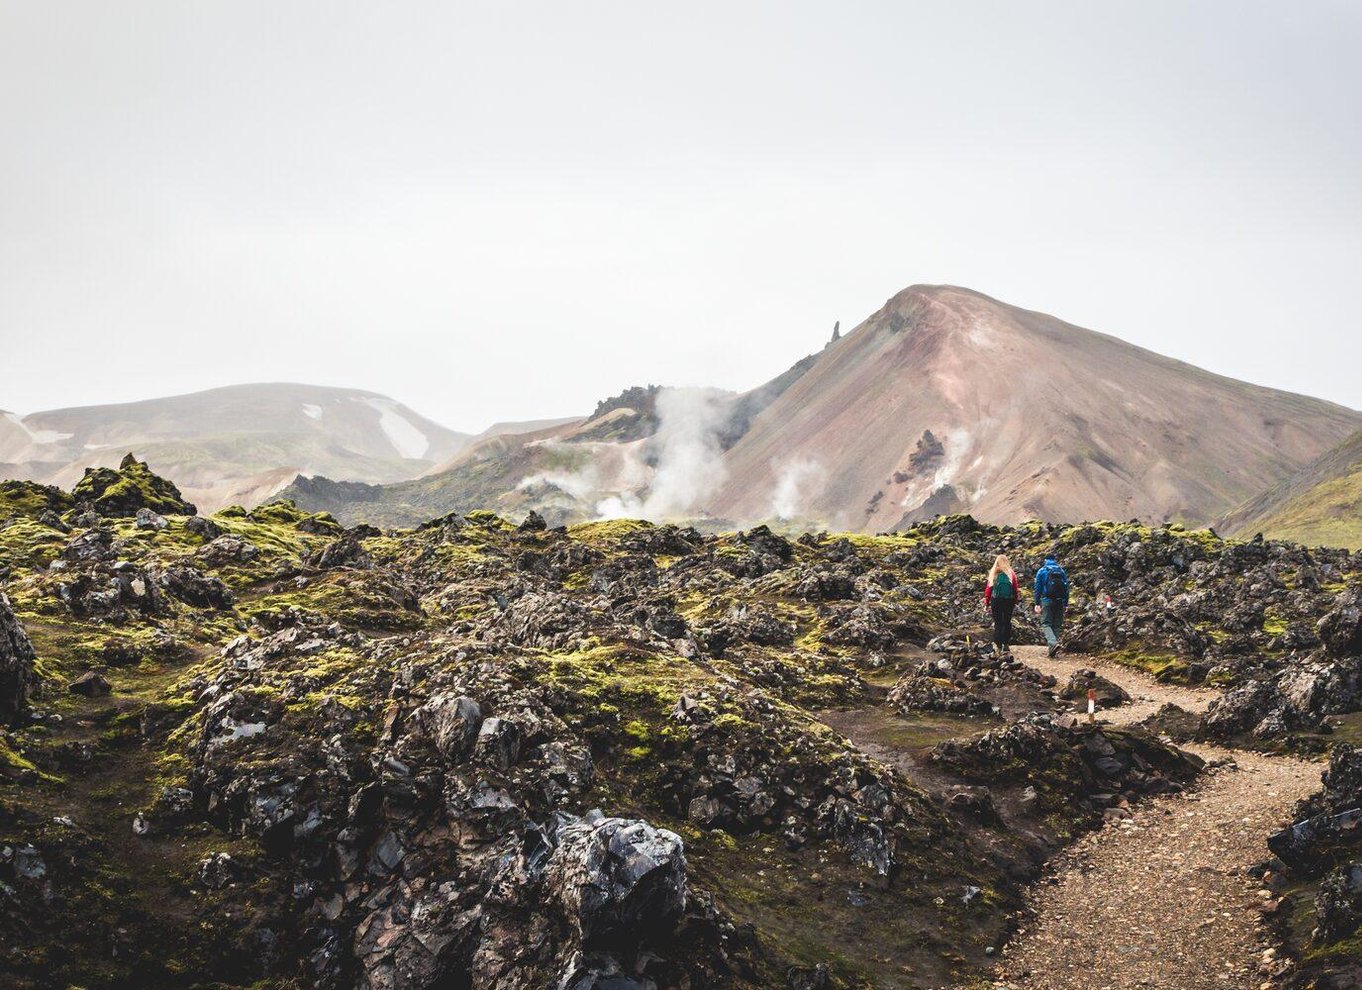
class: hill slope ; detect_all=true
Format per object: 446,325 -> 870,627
285,284 -> 1361,532
1220,427 -> 1362,548
281,355 -> 825,528
710,285 -> 1362,530
0,384 -> 472,512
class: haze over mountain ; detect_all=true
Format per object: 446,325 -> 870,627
1221,427 -> 1362,549
5,286 -> 1357,537
0,383 -> 473,513
277,285 -> 1362,534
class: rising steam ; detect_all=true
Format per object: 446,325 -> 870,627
769,458 -> 825,521
595,387 -> 730,520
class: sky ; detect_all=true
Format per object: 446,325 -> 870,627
2,1 -> 1360,431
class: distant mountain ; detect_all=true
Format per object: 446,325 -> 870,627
278,352 -> 825,527
0,384 -> 472,512
283,285 -> 1362,532
709,285 -> 1362,530
1220,428 -> 1362,548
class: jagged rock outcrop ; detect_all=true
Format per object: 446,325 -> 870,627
0,593 -> 36,724
72,454 -> 198,517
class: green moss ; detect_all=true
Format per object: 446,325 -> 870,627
0,736 -> 38,771
567,518 -> 652,543
464,509 -> 511,530
71,457 -> 196,517
244,499 -> 343,535
1106,648 -> 1190,684
1262,610 -> 1290,636
1305,929 -> 1362,962
0,479 -> 74,520
0,517 -> 67,571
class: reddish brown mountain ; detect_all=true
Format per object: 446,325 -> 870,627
709,285 -> 1362,530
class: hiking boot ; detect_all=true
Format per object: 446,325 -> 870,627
1047,642 -> 1060,658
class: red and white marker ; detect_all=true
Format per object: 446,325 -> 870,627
1087,688 -> 1097,722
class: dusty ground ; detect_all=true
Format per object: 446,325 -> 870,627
986,647 -> 1319,990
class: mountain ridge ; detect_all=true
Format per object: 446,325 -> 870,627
277,283 -> 1362,535
0,383 -> 473,514
1220,427 -> 1362,548
708,284 -> 1360,529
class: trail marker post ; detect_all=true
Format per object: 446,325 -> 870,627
1087,688 -> 1096,723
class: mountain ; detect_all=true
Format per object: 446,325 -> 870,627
0,383 -> 472,513
1220,427 -> 1362,548
278,352 -> 828,527
283,284 -> 1362,532
708,285 -> 1362,530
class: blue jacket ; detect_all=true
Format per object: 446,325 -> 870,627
1034,558 -> 1069,604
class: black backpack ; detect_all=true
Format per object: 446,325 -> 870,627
1043,565 -> 1070,604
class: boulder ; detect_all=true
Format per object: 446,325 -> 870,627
944,785 -> 1000,823
184,515 -> 223,540
494,593 -> 596,650
1319,592 -> 1362,658
888,673 -> 996,717
475,716 -> 521,770
547,812 -> 687,946
306,535 -> 372,570
135,507 -> 168,531
518,509 -> 548,532
1269,809 -> 1362,871
418,694 -> 483,760
157,565 -> 234,609
68,670 -> 112,697
1060,669 -> 1132,709
1314,862 -> 1362,946
0,593 -> 37,724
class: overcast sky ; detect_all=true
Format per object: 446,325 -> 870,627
2,1 -> 1359,430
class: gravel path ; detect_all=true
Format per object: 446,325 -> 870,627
987,646 -> 1320,990
1014,644 -> 1215,725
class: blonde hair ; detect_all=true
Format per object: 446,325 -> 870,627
987,554 -> 1013,585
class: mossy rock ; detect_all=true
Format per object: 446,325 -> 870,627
0,480 -> 74,521
71,455 -> 197,517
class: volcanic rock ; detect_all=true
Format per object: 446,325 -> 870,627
68,670 -> 112,697
0,593 -> 37,724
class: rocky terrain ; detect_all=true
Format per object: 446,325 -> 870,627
2,458 -> 1362,988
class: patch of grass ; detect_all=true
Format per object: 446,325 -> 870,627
1106,648 -> 1190,684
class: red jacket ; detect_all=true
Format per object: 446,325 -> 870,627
984,570 -> 1018,606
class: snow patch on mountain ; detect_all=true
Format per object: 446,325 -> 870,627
4,411 -> 72,445
361,398 -> 430,459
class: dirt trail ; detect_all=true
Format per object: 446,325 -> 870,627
1015,644 -> 1215,726
988,646 -> 1319,990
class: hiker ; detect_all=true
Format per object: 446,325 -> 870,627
983,553 -> 1018,656
1033,554 -> 1070,657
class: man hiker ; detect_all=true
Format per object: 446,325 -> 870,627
1033,554 -> 1070,657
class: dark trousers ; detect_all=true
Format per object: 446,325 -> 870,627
991,597 -> 1016,648
1041,600 -> 1066,647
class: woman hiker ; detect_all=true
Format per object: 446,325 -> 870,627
983,553 -> 1018,657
